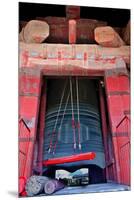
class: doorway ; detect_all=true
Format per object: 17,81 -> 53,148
43,77 -> 107,184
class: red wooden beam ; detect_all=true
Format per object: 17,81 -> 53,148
43,152 -> 96,166
66,6 -> 80,19
69,20 -> 76,44
95,26 -> 125,47
36,17 -> 107,43
19,42 -> 130,64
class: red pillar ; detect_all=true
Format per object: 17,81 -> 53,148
105,69 -> 130,185
69,20 -> 76,44
98,81 -> 109,180
36,80 -> 47,174
19,68 -> 42,185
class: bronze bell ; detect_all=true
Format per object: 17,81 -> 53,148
44,78 -> 105,169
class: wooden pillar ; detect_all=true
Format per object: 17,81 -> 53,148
36,79 -> 47,174
69,20 -> 76,44
98,81 -> 109,180
19,68 -> 42,192
104,66 -> 130,185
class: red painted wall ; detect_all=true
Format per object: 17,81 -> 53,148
19,59 -> 130,195
19,68 -> 42,194
105,73 -> 130,185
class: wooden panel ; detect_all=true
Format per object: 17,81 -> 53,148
105,73 -> 130,185
19,119 -> 30,194
19,42 -> 130,66
19,69 -> 42,193
36,17 -> 107,43
119,142 -> 130,185
116,115 -> 130,185
19,119 -> 30,177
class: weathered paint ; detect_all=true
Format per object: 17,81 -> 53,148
19,43 -> 130,64
36,17 -> 107,43
19,73 -> 40,96
19,69 -> 42,191
19,118 -> 30,174
95,26 -> 125,47
36,80 -> 47,174
104,73 -> 130,185
19,47 -> 130,196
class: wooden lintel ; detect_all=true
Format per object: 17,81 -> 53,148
19,42 -> 130,64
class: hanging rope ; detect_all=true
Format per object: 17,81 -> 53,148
76,77 -> 81,150
52,91 -> 70,155
48,80 -> 68,154
70,77 -> 76,150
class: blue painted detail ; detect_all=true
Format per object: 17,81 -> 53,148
76,53 -> 83,59
30,51 -> 39,57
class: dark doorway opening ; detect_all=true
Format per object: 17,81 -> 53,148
42,77 -> 107,185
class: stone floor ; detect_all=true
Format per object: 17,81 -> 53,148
40,182 -> 130,196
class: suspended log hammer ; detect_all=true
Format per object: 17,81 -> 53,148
25,175 -> 50,196
19,20 -> 49,43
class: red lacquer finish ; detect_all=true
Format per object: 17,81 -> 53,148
36,80 -> 47,174
105,73 -> 130,185
43,152 -> 96,166
19,69 -> 42,194
69,20 -> 76,44
19,176 -> 26,194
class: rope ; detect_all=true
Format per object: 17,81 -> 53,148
70,77 -> 76,150
52,92 -> 70,155
48,80 -> 68,154
76,77 -> 81,150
